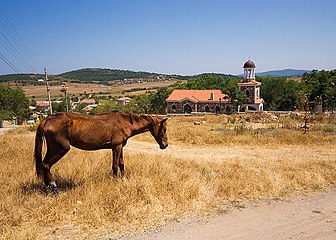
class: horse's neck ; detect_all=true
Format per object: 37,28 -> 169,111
129,116 -> 152,137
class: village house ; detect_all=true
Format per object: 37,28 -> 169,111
81,104 -> 97,113
116,97 -> 131,105
80,98 -> 96,105
36,101 -> 51,112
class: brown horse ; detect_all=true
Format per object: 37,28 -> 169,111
34,111 -> 168,194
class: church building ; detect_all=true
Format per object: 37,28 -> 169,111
166,59 -> 263,114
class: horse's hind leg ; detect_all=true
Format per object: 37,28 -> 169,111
112,144 -> 122,177
42,141 -> 70,194
119,148 -> 125,176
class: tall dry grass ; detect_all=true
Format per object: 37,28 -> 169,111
0,113 -> 335,239
134,113 -> 336,146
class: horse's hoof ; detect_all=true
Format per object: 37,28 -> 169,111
49,182 -> 59,196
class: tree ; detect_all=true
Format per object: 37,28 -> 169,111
221,78 -> 246,107
186,74 -> 226,90
91,100 -> 119,114
124,94 -> 151,114
258,76 -> 302,111
301,70 -> 336,111
52,101 -> 67,113
149,88 -> 170,114
0,85 -> 29,120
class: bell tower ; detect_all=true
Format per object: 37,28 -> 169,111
237,59 -> 264,111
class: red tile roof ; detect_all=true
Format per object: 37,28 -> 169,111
36,101 -> 50,107
166,89 -> 229,102
237,80 -> 262,86
80,99 -> 96,104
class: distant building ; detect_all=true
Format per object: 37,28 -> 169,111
82,104 -> 97,113
36,101 -> 51,112
80,98 -> 96,104
166,89 -> 231,114
117,97 -> 131,105
237,59 -> 264,111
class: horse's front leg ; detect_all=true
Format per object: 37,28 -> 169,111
119,148 -> 125,177
112,144 -> 122,177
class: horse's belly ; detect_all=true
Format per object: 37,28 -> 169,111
69,137 -> 112,150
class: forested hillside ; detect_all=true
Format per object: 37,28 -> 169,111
0,68 -> 188,82
60,68 -> 159,81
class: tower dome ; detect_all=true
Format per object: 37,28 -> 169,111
242,59 -> 256,82
243,60 -> 256,68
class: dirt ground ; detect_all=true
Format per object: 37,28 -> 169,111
118,186 -> 336,240
0,125 -> 15,136
116,141 -> 336,240
22,81 -> 176,98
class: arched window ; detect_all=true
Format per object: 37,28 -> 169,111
172,104 -> 177,112
204,105 -> 210,112
215,105 -> 220,114
184,104 -> 192,114
245,89 -> 250,98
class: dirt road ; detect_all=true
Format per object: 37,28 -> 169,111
119,187 -> 336,240
119,141 -> 336,240
0,125 -> 14,136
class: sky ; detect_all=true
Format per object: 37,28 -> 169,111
0,0 -> 335,76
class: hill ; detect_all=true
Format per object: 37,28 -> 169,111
256,69 -> 311,77
0,68 -> 311,83
0,68 -> 188,82
59,68 -> 159,81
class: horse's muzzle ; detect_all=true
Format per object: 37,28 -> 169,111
160,143 -> 168,149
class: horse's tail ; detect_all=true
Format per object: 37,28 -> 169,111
34,122 -> 45,179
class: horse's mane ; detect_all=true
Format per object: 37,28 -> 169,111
101,110 -> 154,125
126,112 -> 152,125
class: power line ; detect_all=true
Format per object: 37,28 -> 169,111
0,30 -> 34,72
0,52 -> 21,73
0,7 -> 41,74
0,8 -> 41,70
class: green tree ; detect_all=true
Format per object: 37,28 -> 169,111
221,78 -> 246,106
301,70 -> 336,111
91,100 -> 119,114
124,94 -> 151,114
0,85 -> 29,120
186,74 -> 226,90
149,88 -> 170,114
258,76 -> 302,111
52,101 -> 67,113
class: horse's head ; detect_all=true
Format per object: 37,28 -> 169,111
150,117 -> 168,150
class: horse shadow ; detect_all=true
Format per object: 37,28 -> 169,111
20,176 -> 81,196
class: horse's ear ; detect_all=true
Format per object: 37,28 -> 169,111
162,118 -> 168,123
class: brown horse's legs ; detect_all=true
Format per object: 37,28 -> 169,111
112,144 -> 122,177
42,142 -> 70,194
119,148 -> 125,176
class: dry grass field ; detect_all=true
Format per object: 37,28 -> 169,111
22,81 -> 177,99
0,113 -> 335,239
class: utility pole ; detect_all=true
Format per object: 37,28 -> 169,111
44,67 -> 53,115
61,83 -> 69,112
